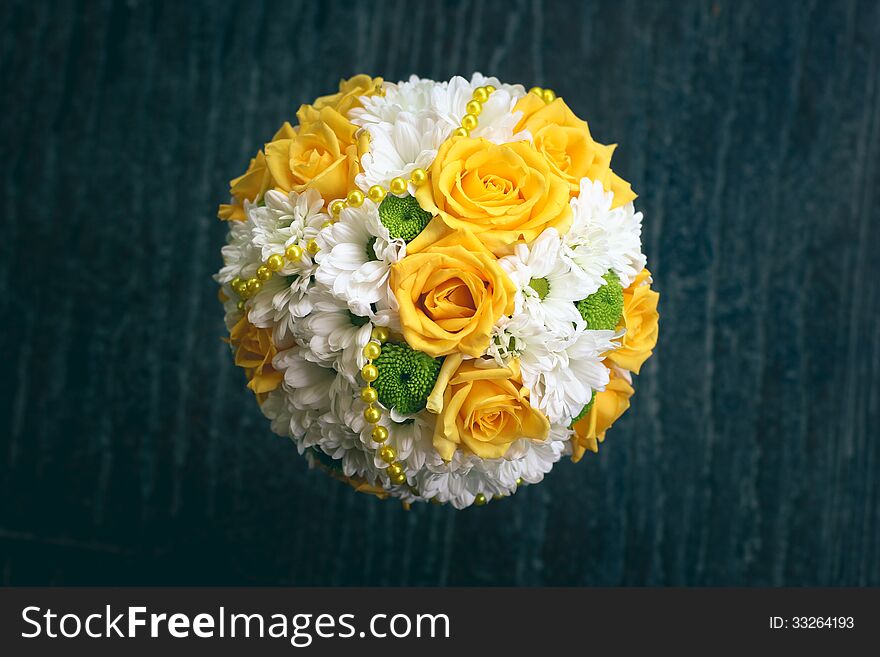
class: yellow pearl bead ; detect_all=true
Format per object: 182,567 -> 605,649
361,363 -> 379,382
541,88 -> 556,103
371,425 -> 389,442
371,326 -> 390,343
364,405 -> 381,424
474,493 -> 487,506
367,185 -> 386,203
389,177 -> 407,196
452,127 -> 469,138
390,472 -> 407,486
472,86 -> 489,103
256,265 -> 272,281
246,278 -> 262,294
461,113 -> 478,131
387,463 -> 404,477
306,239 -> 319,255
347,189 -> 365,207
330,199 -> 345,216
493,494 -> 503,500
231,276 -> 242,289
529,86 -> 543,96
516,477 -> 524,486
379,445 -> 397,464
465,99 -> 482,116
231,278 -> 246,295
485,84 -> 496,94
267,254 -> 285,272
360,386 -> 378,403
236,300 -> 245,311
363,342 -> 381,360
409,168 -> 427,186
285,244 -> 303,261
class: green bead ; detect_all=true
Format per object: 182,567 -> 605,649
373,343 -> 443,415
378,194 -> 432,242
575,270 -> 624,330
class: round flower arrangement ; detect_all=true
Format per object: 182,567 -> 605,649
216,74 -> 659,508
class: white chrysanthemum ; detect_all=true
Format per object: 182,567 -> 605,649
430,73 -> 527,143
519,328 -> 620,425
415,420 -> 568,508
566,178 -> 646,290
273,347 -> 336,411
350,75 -> 437,126
314,199 -> 404,328
300,285 -> 374,384
246,273 -> 312,349
351,74 -> 527,194
217,217 -> 260,284
500,228 -> 589,335
487,310 -> 545,366
354,112 -> 447,193
250,189 -> 327,273
260,387 -> 322,443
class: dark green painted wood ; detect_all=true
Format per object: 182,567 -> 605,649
1,0 -> 878,585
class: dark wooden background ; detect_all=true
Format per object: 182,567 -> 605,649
2,0 -> 878,586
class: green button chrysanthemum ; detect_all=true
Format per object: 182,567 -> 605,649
378,194 -> 432,242
575,271 -> 624,330
570,392 -> 595,425
373,343 -> 443,415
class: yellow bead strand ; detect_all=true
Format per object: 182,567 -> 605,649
357,325 -> 411,489
451,85 -> 498,139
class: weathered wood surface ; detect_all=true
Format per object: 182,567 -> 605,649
1,0 -> 878,585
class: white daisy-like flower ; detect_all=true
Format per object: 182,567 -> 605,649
354,112 -> 446,193
260,387 -> 322,442
430,73 -> 528,143
250,188 -> 327,273
300,284 -> 374,384
350,75 -> 437,126
216,217 -> 260,284
245,273 -> 312,349
314,199 -> 404,327
272,347 -> 336,411
351,73 -> 527,194
487,312 -> 543,365
566,178 -> 646,290
519,327 -> 620,425
500,227 -> 590,335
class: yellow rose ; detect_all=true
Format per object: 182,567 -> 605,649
264,107 -> 360,202
606,268 -> 659,374
227,315 -> 282,398
309,74 -> 384,116
514,93 -> 636,208
390,230 -> 515,358
571,368 -> 634,462
430,357 -> 549,460
218,123 -> 296,221
414,137 -> 571,256
263,75 -> 382,203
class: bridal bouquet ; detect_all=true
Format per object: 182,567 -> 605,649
216,74 -> 659,508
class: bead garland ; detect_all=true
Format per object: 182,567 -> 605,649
528,85 -> 558,104
350,82 -> 505,504
358,326 -> 410,487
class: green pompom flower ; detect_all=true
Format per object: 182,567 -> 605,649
575,271 -> 624,330
378,194 -> 432,242
374,343 -> 443,415
570,392 -> 595,425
